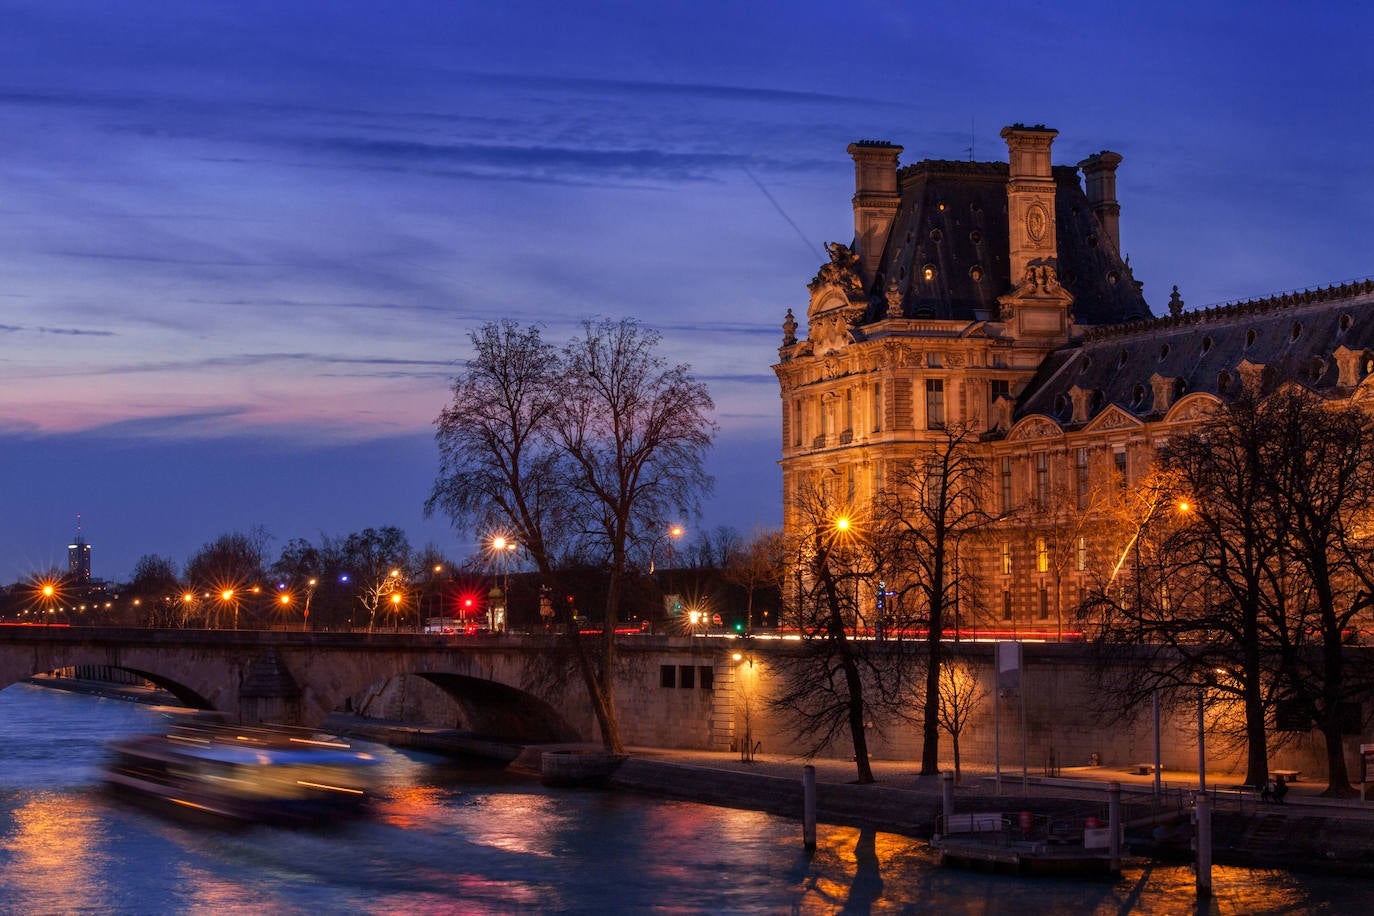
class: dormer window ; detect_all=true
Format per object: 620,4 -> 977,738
1339,313 -> 1353,333
969,266 -> 983,281
1245,328 -> 1257,348
1158,344 -> 1170,361
1117,349 -> 1129,368
1218,370 -> 1232,393
930,228 -> 943,242
1201,335 -> 1214,354
1290,321 -> 1303,341
922,264 -> 936,281
1132,384 -> 1146,407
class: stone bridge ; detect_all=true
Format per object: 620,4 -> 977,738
0,627 -> 738,748
4,628 -> 1361,781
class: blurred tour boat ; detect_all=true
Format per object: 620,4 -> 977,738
106,722 -> 380,826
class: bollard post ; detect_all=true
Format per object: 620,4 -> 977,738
1107,781 -> 1122,860
941,770 -> 954,831
1196,792 -> 1212,899
802,765 -> 817,852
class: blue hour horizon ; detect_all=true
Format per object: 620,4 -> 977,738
2,1 -> 1372,581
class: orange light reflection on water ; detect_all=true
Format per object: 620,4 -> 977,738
5,794 -> 108,914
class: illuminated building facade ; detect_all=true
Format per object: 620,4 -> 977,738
775,124 -> 1374,634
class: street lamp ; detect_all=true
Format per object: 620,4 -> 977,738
304,578 -> 317,632
219,589 -> 237,630
648,526 -> 684,575
489,536 -> 518,632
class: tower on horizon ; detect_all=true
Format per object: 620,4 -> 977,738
68,515 -> 91,583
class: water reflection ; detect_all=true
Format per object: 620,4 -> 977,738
0,684 -> 1366,914
5,794 -> 109,914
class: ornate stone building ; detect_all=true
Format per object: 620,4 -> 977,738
775,124 -> 1374,635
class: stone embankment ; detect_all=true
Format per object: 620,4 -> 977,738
606,751 -> 1374,878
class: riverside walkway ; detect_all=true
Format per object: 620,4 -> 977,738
612,748 -> 1374,874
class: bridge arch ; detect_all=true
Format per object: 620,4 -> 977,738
313,659 -> 580,743
0,647 -> 223,717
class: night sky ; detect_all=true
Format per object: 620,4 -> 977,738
2,1 -> 1372,582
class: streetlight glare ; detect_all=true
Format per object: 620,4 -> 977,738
221,589 -> 234,601
670,526 -> 683,538
834,516 -> 851,532
279,594 -> 291,605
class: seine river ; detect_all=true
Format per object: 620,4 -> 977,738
0,683 -> 1364,914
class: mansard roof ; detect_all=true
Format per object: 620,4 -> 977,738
1016,279 -> 1374,425
865,161 -> 1152,326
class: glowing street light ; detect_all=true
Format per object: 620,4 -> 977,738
649,525 -> 684,575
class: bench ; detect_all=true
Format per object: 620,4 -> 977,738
1134,763 -> 1160,775
1271,769 -> 1300,782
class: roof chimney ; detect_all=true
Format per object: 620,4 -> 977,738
1000,125 -> 1058,283
846,140 -> 903,281
1078,150 -> 1123,254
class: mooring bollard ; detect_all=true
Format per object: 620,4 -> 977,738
1108,781 -> 1122,859
1196,792 -> 1212,899
803,765 -> 817,852
941,771 -> 954,830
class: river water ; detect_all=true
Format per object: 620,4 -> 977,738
0,683 -> 1363,914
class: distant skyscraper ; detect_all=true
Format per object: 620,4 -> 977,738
68,516 -> 91,583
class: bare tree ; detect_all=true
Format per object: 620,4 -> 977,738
127,554 -> 182,627
554,318 -> 716,752
724,527 -> 786,631
771,486 -> 889,783
184,529 -> 270,628
877,423 -> 993,777
1261,386 -> 1374,795
429,318 -> 716,754
336,526 -> 413,631
936,654 -> 988,785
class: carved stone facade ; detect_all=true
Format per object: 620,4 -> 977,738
776,124 -> 1374,634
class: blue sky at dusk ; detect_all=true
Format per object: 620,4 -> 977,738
2,1 -> 1372,581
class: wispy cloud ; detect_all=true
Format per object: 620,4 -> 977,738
0,323 -> 115,337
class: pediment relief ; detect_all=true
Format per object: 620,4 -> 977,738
1082,404 -> 1143,433
810,312 -> 856,356
1163,392 -> 1222,424
1007,414 -> 1065,441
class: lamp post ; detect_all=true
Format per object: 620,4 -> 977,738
303,578 -> 317,631
490,537 -> 517,632
648,525 -> 683,575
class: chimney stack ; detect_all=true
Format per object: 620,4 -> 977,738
1000,125 -> 1059,283
846,140 -> 903,281
1078,151 -> 1123,254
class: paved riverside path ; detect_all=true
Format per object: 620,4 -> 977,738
613,748 -> 1374,874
